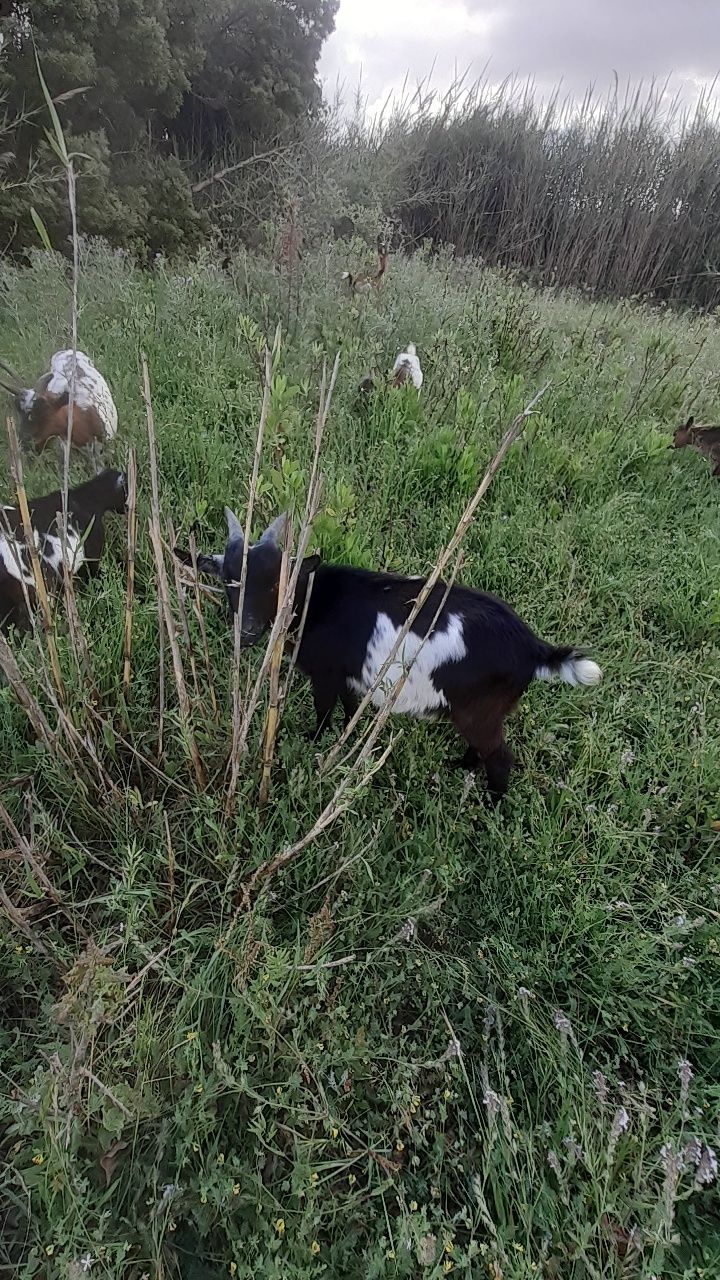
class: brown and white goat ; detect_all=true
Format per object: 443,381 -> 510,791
0,470 -> 127,634
0,350 -> 118,470
673,416 -> 720,477
342,237 -> 389,294
176,509 -> 602,801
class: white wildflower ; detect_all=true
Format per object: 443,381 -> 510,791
677,1059 -> 693,1103
592,1070 -> 608,1105
695,1145 -> 718,1187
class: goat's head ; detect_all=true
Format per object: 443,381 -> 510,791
673,416 -> 695,449
176,509 -> 319,647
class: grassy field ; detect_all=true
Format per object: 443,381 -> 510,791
0,241 -> 719,1279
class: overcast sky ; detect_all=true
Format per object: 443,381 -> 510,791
320,0 -> 720,118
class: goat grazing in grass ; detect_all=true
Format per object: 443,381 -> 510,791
176,509 -> 602,801
0,470 -> 127,633
342,237 -> 389,294
673,416 -> 720,477
357,343 -> 424,399
0,350 -> 118,470
391,342 -> 423,391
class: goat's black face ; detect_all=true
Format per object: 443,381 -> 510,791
175,509 -> 288,648
224,535 -> 282,645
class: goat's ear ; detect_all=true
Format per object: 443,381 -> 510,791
686,415 -> 695,428
174,546 -> 224,578
224,506 -> 244,550
258,512 -> 289,549
297,553 -> 321,580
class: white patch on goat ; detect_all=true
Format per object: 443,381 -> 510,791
47,350 -> 118,440
535,655 -> 602,686
391,343 -> 423,390
41,528 -> 85,576
18,389 -> 35,412
0,532 -> 35,587
348,611 -> 466,716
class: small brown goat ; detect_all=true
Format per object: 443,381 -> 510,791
673,416 -> 720,477
0,350 -> 118,469
342,237 -> 389,294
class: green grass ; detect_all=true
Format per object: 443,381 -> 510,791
0,241 -> 719,1279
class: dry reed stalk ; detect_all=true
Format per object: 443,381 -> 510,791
323,380 -> 552,771
230,352 -> 338,763
148,516 -> 207,790
258,520 -> 292,808
163,811 -> 176,933
58,519 -> 95,694
188,530 -> 219,723
0,885 -> 53,958
0,797 -> 62,901
167,520 -> 201,706
61,159 -> 79,535
5,416 -> 66,702
224,340 -> 276,817
140,356 -> 166,761
0,633 -> 62,755
122,446 -> 137,692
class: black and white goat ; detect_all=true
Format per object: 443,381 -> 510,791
0,470 -> 127,633
176,510 -> 602,800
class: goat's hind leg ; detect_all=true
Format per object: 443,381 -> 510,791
450,692 -> 517,802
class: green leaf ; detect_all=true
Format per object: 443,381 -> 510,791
29,207 -> 53,251
34,50 -> 69,164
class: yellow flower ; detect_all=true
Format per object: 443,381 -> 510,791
412,1095 -> 421,1108
443,1263 -> 454,1274
216,1153 -> 225,1165
310,1171 -> 318,1184
396,1141 -> 404,1152
232,1183 -> 241,1196
194,1084 -> 203,1095
386,1249 -> 396,1259
229,1264 -> 237,1276
275,1219 -> 285,1236
186,1030 -> 197,1041
410,1200 -> 418,1211
514,1243 -> 524,1253
31,1153 -> 44,1166
45,1246 -> 54,1257
444,1240 -> 454,1254
200,1193 -> 208,1204
443,1089 -> 451,1100
310,1240 -> 321,1255
331,1128 -> 339,1139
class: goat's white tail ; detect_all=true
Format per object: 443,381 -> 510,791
535,648 -> 602,687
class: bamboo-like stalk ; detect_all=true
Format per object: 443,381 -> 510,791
224,339 -> 277,817
231,352 -> 338,761
167,520 -> 201,706
5,416 -> 66,702
149,516 -> 207,791
0,633 -> 62,756
323,380 -> 552,772
188,530 -> 219,724
140,356 -> 166,762
122,446 -> 137,692
258,519 -> 292,808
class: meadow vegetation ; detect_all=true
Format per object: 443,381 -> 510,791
0,238 -> 719,1278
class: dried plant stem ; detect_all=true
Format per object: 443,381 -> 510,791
323,380 -> 552,771
122,446 -> 137,692
0,885 -> 53,957
0,634 -> 62,755
167,521 -> 201,706
149,516 -> 207,790
6,416 -> 66,702
189,530 -> 218,723
163,811 -> 176,933
224,342 -> 275,816
258,522 -> 292,807
230,352 -> 338,765
141,356 -> 166,761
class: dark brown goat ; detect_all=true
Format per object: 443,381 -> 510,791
0,470 -> 127,633
342,237 -> 389,294
673,416 -> 720,477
